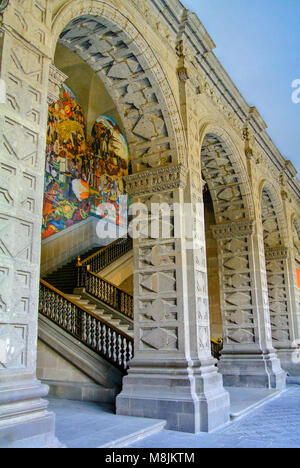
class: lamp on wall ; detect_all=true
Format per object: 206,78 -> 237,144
0,0 -> 9,12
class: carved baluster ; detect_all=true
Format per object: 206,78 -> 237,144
82,312 -> 87,343
87,315 -> 92,345
107,328 -> 112,359
117,335 -> 122,367
123,338 -> 128,369
65,300 -> 71,331
102,323 -> 107,357
59,296 -> 64,327
91,317 -> 96,349
53,293 -> 59,322
128,340 -> 133,363
70,303 -> 76,335
112,331 -> 117,364
75,306 -> 81,339
96,320 -> 101,352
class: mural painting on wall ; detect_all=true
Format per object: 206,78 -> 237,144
42,85 -> 130,240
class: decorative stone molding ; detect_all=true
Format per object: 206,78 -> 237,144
47,65 -> 68,105
265,247 -> 289,261
177,66 -> 189,82
211,220 -> 255,240
124,164 -> 188,196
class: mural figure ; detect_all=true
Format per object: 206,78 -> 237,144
42,85 -> 130,240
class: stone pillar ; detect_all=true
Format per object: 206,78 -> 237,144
116,165 -> 230,433
212,221 -> 286,389
265,247 -> 299,375
0,15 -> 64,445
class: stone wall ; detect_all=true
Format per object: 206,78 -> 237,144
41,217 -> 99,276
37,339 -> 94,383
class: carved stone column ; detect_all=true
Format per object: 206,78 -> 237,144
265,247 -> 299,374
212,221 -> 286,389
0,17 -> 62,446
116,165 -> 230,433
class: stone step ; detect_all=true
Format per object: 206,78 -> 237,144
98,419 -> 166,449
49,398 -> 165,449
67,295 -> 133,337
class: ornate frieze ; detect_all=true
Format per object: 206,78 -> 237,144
211,220 -> 255,240
265,247 -> 289,261
124,164 -> 188,196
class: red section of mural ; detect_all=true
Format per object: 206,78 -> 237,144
296,268 -> 300,289
42,85 -> 130,240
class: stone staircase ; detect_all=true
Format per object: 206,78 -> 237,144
44,246 -> 100,294
39,237 -> 222,401
68,293 -> 134,339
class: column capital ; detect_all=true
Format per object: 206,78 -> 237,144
47,64 -> 68,105
265,247 -> 289,261
124,164 -> 188,196
211,220 -> 255,240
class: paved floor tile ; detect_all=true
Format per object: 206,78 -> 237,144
49,386 -> 300,448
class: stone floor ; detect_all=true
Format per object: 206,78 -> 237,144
49,385 -> 300,448
48,398 -> 164,448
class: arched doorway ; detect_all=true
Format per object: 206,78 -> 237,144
200,128 -> 285,389
203,186 -> 222,342
259,184 -> 300,374
39,5 -> 231,434
51,5 -> 186,172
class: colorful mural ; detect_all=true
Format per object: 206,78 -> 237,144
42,85 -> 130,240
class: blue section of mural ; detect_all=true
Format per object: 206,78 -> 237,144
42,85 -> 130,240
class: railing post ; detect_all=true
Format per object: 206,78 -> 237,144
77,256 -> 89,290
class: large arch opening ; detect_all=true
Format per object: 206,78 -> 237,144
200,130 -> 287,389
37,8 -> 186,398
41,43 -> 131,277
260,185 -> 291,348
201,130 -> 254,349
38,2 -> 186,401
203,186 -> 222,341
293,217 -> 300,321
41,6 -> 185,277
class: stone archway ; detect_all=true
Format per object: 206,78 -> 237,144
201,129 -> 256,347
260,183 -> 299,374
46,3 -> 232,434
260,185 -> 291,342
199,126 -> 285,389
292,216 -> 300,339
0,0 -> 191,444
51,1 -> 187,174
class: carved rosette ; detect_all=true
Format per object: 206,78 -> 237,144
47,65 -> 68,105
124,164 -> 188,197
